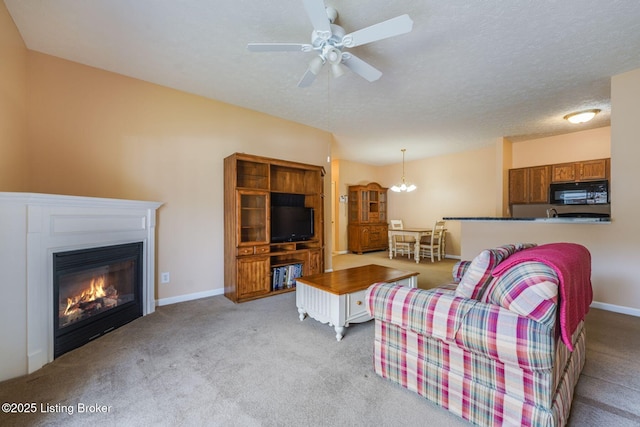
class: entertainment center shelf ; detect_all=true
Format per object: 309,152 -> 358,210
224,153 -> 325,303
270,241 -> 320,253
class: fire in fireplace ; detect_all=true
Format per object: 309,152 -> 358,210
54,242 -> 143,358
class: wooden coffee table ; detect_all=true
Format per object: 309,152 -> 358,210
295,264 -> 418,341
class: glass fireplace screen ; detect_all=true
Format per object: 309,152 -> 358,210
57,260 -> 136,330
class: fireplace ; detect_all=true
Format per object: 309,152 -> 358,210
0,193 -> 161,381
53,242 -> 143,358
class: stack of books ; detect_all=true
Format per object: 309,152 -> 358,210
272,263 -> 303,291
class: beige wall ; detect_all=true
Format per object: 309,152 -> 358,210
25,52 -> 332,303
611,68 -> 640,225
0,2 -> 28,190
458,69 -> 640,313
390,145 -> 499,257
333,128 -> 612,258
333,144 -> 498,257
332,159 -> 381,254
510,126 -> 611,168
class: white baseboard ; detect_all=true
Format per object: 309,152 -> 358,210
156,288 -> 224,306
591,301 -> 640,317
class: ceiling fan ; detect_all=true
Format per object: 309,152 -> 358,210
247,0 -> 413,87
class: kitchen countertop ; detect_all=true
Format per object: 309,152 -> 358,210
443,216 -> 611,223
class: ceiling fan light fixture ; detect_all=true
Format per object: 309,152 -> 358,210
308,55 -> 325,75
390,149 -> 416,193
330,62 -> 346,78
564,109 -> 601,124
326,47 -> 342,64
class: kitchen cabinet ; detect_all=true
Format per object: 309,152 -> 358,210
550,163 -> 577,182
510,158 -> 610,205
578,159 -> 609,181
551,158 -> 609,183
508,168 -> 527,204
509,166 -> 550,205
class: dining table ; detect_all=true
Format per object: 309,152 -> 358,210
388,227 -> 439,263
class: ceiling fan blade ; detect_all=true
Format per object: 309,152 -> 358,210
302,0 -> 332,39
342,14 -> 413,48
247,43 -> 313,52
342,54 -> 382,82
298,68 -> 319,87
298,56 -> 325,87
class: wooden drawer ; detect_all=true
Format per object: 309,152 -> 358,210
238,245 -> 270,256
368,225 -> 387,247
254,245 -> 270,254
237,247 -> 254,256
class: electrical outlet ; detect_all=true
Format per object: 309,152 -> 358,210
161,272 -> 170,284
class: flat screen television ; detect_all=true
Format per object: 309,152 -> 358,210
270,206 -> 314,243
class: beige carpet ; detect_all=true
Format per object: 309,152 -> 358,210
1,251 -> 639,426
331,250 -> 458,289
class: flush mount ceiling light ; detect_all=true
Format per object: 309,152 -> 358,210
390,149 -> 416,193
563,109 -> 601,124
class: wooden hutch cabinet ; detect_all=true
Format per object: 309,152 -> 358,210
224,153 -> 325,303
347,182 -> 388,254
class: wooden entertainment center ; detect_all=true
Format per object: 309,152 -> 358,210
223,153 -> 325,303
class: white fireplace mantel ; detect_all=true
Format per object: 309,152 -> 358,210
0,193 -> 162,382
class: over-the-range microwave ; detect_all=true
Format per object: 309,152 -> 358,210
549,180 -> 609,205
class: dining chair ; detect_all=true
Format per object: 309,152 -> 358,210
419,220 -> 446,262
389,219 -> 413,258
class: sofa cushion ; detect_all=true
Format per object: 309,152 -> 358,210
481,262 -> 558,326
454,300 -> 556,370
455,243 -> 536,300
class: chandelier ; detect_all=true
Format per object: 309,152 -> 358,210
390,149 -> 416,192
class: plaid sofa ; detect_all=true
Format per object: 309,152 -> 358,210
366,244 -> 589,426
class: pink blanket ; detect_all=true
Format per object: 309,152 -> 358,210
492,243 -> 592,351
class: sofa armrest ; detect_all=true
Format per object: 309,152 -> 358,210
366,282 -> 477,342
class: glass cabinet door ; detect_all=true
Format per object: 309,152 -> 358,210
238,190 -> 268,244
378,191 -> 387,222
349,190 -> 359,222
360,190 -> 369,222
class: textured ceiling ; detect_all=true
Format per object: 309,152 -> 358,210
6,0 -> 640,165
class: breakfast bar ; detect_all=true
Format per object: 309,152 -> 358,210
442,216 -> 611,309
444,216 -> 610,259
443,216 -> 611,224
